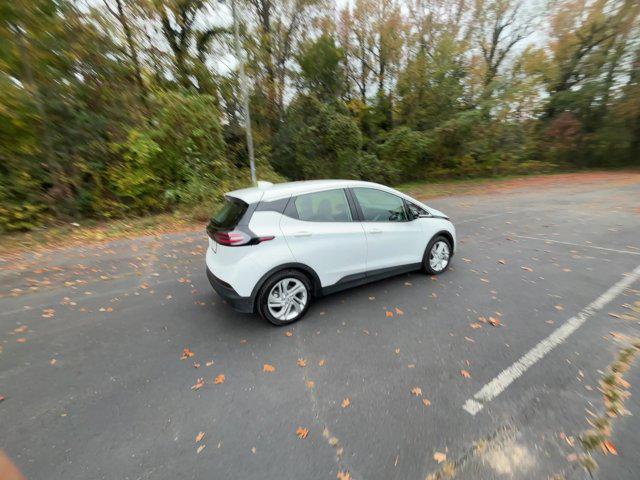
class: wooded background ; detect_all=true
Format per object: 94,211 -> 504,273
1,0 -> 639,231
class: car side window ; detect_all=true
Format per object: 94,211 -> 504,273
353,188 -> 408,222
407,202 -> 428,218
294,189 -> 353,222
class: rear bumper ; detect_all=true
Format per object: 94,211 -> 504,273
206,267 -> 254,313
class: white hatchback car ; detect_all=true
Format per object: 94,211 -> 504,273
206,180 -> 456,325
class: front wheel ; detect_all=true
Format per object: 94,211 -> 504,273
423,235 -> 452,275
257,270 -> 312,325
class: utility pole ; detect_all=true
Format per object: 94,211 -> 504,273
230,0 -> 257,185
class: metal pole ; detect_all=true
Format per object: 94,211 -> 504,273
230,0 -> 257,185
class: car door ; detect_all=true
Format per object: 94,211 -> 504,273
279,188 -> 367,288
350,187 -> 425,272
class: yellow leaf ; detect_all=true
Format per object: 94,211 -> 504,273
411,387 -> 422,396
296,427 -> 309,439
263,363 -> 275,372
195,431 -> 205,443
386,311 -> 394,317
337,470 -> 351,480
214,374 -> 225,384
422,398 -> 431,407
297,358 -> 307,367
341,397 -> 351,408
191,378 -> 205,390
433,452 -> 446,463
461,370 -> 471,378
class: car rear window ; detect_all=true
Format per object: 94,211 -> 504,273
210,197 -> 248,229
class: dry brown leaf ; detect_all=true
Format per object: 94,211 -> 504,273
319,359 -> 326,367
195,431 -> 205,443
460,370 -> 471,378
214,374 -> 225,384
337,470 -> 351,480
422,398 -> 431,407
395,307 -> 404,315
285,331 -> 293,337
263,363 -> 275,372
191,378 -> 205,390
196,444 -> 206,454
488,316 -> 501,327
306,380 -> 315,389
297,358 -> 307,367
386,311 -> 394,317
411,387 -> 423,396
603,440 -> 618,455
181,347 -> 195,360
296,427 -> 309,439
498,259 -> 506,264
341,397 -> 351,408
433,452 -> 446,463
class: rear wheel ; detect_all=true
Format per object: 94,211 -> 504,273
257,270 -> 312,325
423,235 -> 451,275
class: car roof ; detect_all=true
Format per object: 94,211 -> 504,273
226,179 -> 394,203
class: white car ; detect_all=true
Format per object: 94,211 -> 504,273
206,180 -> 456,325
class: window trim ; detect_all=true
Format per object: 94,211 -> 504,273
349,187 -> 411,223
286,188 -> 356,223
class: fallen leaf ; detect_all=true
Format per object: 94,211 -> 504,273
16,338 -> 26,343
191,378 -> 205,390
297,358 -> 307,367
337,470 -> 351,480
195,431 -> 205,443
306,380 -> 315,389
469,323 -> 482,329
285,331 -> 293,337
411,387 -> 423,396
214,374 -> 225,384
318,359 -> 326,367
368,296 -> 375,300
433,452 -> 446,463
296,427 -> 309,439
462,258 -> 471,263
193,362 -> 200,368
488,316 -> 501,327
50,358 -> 57,365
498,259 -> 506,264
386,311 -> 394,317
603,440 -> 618,455
555,305 -> 564,311
395,307 -> 404,315
422,398 -> 431,407
205,360 -> 214,367
521,266 -> 533,272
263,363 -> 275,372
181,347 -> 195,360
460,370 -> 471,378
196,444 -> 206,454
341,397 -> 351,408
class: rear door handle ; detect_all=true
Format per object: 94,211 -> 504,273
368,228 -> 382,234
293,231 -> 312,237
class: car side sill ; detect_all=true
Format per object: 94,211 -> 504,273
321,263 -> 422,296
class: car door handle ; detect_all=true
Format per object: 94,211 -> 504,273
293,231 -> 312,237
368,228 -> 383,234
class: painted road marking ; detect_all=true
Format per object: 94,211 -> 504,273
513,235 -> 640,256
463,264 -> 640,415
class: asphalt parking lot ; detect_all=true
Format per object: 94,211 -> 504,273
2,172 -> 640,480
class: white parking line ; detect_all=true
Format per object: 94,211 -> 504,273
513,235 -> 640,256
463,264 -> 640,415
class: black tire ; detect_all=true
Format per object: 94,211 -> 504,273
423,235 -> 452,275
257,269 -> 313,326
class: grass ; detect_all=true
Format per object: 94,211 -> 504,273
0,212 -> 202,258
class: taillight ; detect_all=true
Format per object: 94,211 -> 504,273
213,231 -> 251,245
212,230 -> 275,246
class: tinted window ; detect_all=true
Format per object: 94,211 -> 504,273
353,188 -> 408,222
294,189 -> 352,222
407,202 -> 428,218
210,197 -> 247,229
